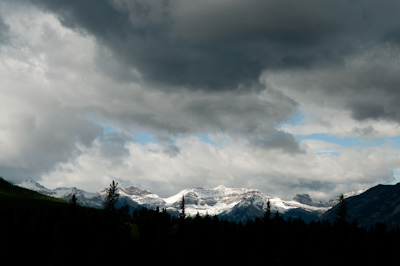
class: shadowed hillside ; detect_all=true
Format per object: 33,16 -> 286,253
0,178 -> 132,265
321,183 -> 400,229
2,177 -> 400,265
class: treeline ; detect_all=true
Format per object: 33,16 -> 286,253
130,207 -> 400,265
0,178 -> 132,265
1,179 -> 400,265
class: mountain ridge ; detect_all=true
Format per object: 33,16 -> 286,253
321,182 -> 400,228
4,177 -> 398,264
17,179 -> 365,222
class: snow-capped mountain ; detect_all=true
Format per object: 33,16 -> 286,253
18,179 -> 52,195
164,186 -> 263,216
18,179 -> 104,208
163,186 -> 331,221
17,179 -> 366,222
98,185 -> 165,210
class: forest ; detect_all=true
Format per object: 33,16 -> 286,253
1,178 -> 400,265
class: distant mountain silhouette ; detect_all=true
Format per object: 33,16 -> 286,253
321,182 -> 400,229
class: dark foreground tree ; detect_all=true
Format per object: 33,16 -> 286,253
104,180 -> 119,214
335,194 -> 349,224
179,195 -> 185,219
70,194 -> 78,206
264,198 -> 271,222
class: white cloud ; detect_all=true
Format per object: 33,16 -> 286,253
2,1 -> 400,202
263,44 -> 400,138
40,133 -> 400,201
278,106 -> 400,140
0,4 -> 297,182
0,4 -> 101,181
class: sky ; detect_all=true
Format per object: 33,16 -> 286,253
1,0 -> 400,201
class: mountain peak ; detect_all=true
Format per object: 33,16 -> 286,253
15,179 -> 366,222
120,186 -> 153,196
19,179 -> 49,192
214,185 -> 227,190
293,194 -> 313,205
343,188 -> 367,198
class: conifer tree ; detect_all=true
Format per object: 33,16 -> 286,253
70,194 -> 78,206
335,194 -> 349,224
179,195 -> 186,219
104,180 -> 119,214
264,198 -> 271,222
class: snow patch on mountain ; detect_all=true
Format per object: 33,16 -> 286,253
344,188 -> 367,198
19,179 -> 51,194
16,180 -> 368,220
18,179 -> 104,208
163,185 -> 330,217
98,185 -> 166,209
164,186 -> 255,216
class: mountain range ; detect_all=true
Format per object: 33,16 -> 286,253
5,177 -> 399,264
17,179 -> 364,222
321,182 -> 400,229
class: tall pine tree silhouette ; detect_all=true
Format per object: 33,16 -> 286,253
179,195 -> 186,220
70,194 -> 78,206
335,194 -> 349,224
104,180 -> 119,214
264,198 -> 271,223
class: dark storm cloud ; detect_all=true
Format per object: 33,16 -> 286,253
15,0 -> 400,144
24,0 -> 400,128
0,13 -> 9,44
26,0 -> 400,92
88,85 -> 301,153
342,51 -> 400,123
264,41 -> 400,125
4,0 -> 400,199
31,0 -> 129,37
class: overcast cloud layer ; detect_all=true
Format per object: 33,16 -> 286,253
1,0 -> 400,200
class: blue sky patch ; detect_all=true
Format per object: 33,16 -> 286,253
197,134 -> 217,146
316,151 -> 340,157
295,133 -> 399,149
133,133 -> 157,145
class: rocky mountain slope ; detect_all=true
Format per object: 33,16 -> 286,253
19,179 -> 104,208
18,179 -> 364,222
321,182 -> 400,228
